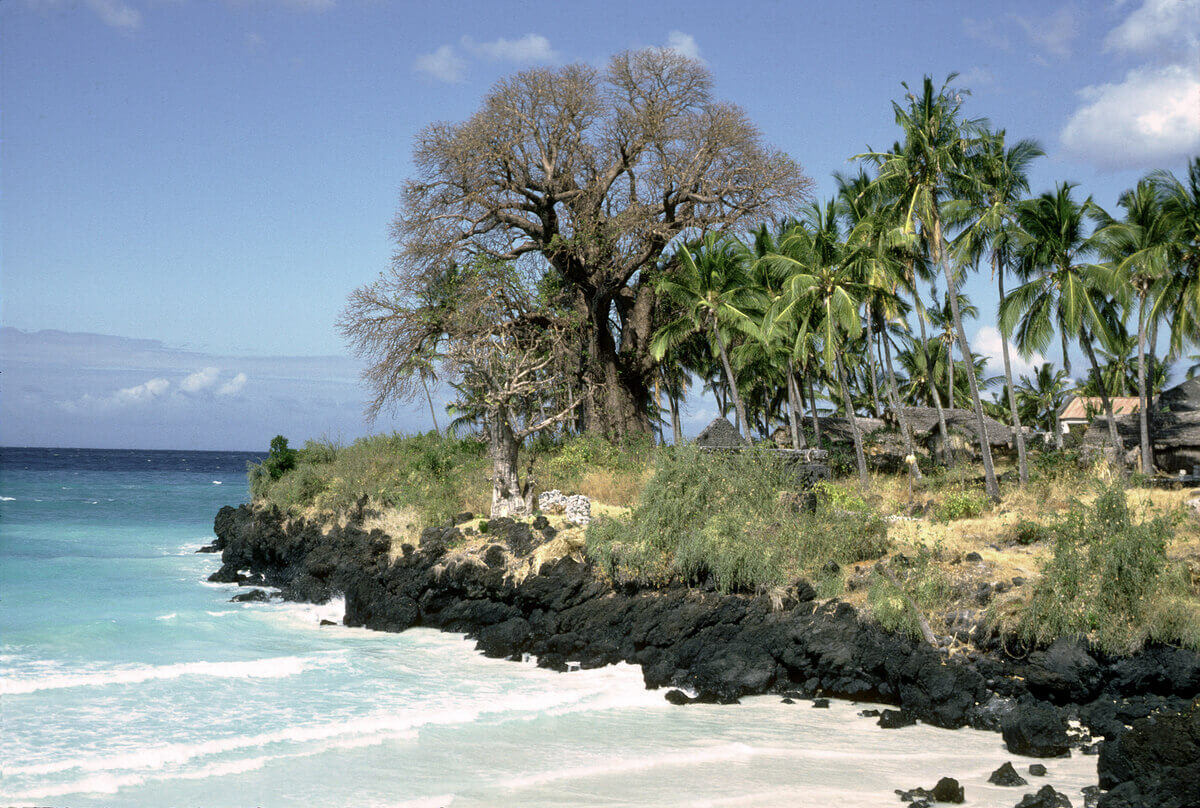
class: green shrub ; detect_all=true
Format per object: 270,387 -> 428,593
584,445 -> 889,594
1009,518 -> 1052,545
1015,483 -> 1185,653
935,488 -> 988,521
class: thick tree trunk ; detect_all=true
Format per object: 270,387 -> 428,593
713,322 -> 750,441
935,218 -> 1000,502
836,353 -> 870,491
996,265 -> 1029,485
1082,332 -> 1125,470
1137,294 -> 1154,473
578,288 -> 653,439
489,414 -> 531,518
882,327 -> 922,480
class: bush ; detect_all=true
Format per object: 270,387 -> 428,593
935,488 -> 988,521
584,445 -> 889,594
1009,518 -> 1052,545
1014,483 -> 1188,653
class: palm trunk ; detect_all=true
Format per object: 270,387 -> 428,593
421,375 -> 441,435
915,291 -> 953,465
865,309 -> 882,417
836,352 -> 870,491
935,218 -> 1000,502
1137,293 -> 1153,473
668,388 -> 683,446
1082,331 -> 1125,469
946,338 -> 955,408
882,327 -> 923,480
712,322 -> 749,441
1056,324 -> 1070,450
996,263 -> 1029,484
807,371 -> 822,445
786,358 -> 804,449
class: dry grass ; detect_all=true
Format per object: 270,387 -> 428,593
574,467 -> 652,508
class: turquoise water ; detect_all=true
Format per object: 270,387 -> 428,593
0,448 -> 1099,807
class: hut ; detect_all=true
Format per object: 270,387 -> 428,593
695,416 -> 749,449
1080,379 -> 1200,472
1059,396 -> 1141,432
891,407 -> 1012,456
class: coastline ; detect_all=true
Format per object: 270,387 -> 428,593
207,502 -> 1200,808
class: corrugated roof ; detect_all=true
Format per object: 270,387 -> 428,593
1060,396 -> 1142,421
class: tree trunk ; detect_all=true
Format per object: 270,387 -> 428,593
946,336 -> 955,409
1082,332 -> 1125,470
489,413 -> 530,518
1137,293 -> 1153,473
996,264 -> 1029,485
865,309 -> 882,417
668,387 -> 683,446
808,371 -> 822,445
915,291 -> 953,466
786,358 -> 805,449
421,374 -> 440,435
882,327 -> 922,480
713,322 -> 750,441
935,217 -> 1000,502
1057,325 -> 1071,450
579,290 -> 653,438
836,353 -> 870,491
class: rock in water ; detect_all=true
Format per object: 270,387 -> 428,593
931,777 -> 964,803
231,588 -> 271,602
1097,700 -> 1200,808
988,762 -> 1028,787
1028,764 -> 1047,777
878,709 -> 917,729
664,689 -> 691,705
1014,784 -> 1072,807
1002,701 -> 1070,757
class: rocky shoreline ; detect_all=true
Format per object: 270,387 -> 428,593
205,503 -> 1200,808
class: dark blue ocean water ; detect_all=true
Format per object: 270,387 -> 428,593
0,448 -> 1097,807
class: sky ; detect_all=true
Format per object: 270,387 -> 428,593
2,0 -> 1198,450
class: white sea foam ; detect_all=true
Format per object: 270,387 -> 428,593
0,495 -> 16,501
212,480 -> 223,485
0,654 -> 323,695
154,613 -> 177,621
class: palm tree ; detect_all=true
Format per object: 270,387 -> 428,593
1016,363 -> 1072,440
652,233 -> 760,441
952,129 -> 1044,483
1002,182 -> 1125,461
1093,179 -> 1174,471
928,285 -> 980,407
769,201 -> 874,489
1152,158 -> 1200,353
860,75 -> 1001,501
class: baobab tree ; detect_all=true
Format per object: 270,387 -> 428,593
352,48 -> 811,438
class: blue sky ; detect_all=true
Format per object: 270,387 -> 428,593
3,0 -> 1197,449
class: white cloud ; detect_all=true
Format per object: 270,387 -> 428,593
62,376 -> 171,412
414,45 -> 467,83
665,31 -> 702,61
217,372 -> 248,396
1104,0 -> 1199,55
957,67 -> 995,88
180,367 -> 220,394
462,33 -> 558,63
84,0 -> 141,29
974,326 -> 1047,382
1061,62 -> 1200,169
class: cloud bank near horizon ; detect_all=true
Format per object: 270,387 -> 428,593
1,328 -> 424,451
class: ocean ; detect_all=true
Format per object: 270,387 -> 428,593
0,447 -> 1099,807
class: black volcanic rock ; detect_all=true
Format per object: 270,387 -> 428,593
1028,764 -> 1047,777
878,709 -> 917,729
1002,701 -> 1070,757
231,588 -> 271,602
988,762 -> 1028,787
1097,700 -> 1200,808
1014,785 -> 1072,807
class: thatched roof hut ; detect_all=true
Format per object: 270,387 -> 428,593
695,416 -> 749,449
891,407 -> 1012,446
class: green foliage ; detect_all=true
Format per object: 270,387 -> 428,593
1009,517 -> 1052,545
868,545 -> 953,640
584,445 -> 889,593
935,488 -> 988,521
1015,483 -> 1194,652
538,432 -> 654,490
248,431 -> 489,525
